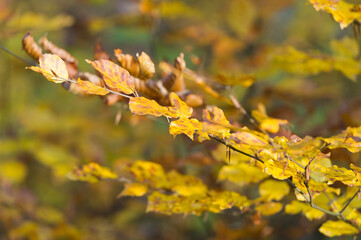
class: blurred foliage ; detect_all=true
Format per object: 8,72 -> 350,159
2,0 -> 361,239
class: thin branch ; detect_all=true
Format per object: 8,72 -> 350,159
0,43 -> 36,65
340,189 -> 361,214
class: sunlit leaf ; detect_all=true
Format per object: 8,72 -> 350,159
319,220 -> 358,237
27,54 -> 69,83
86,59 -> 134,94
128,160 -> 168,189
129,97 -> 177,118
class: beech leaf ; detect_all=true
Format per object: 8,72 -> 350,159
86,59 -> 134,94
27,54 -> 69,83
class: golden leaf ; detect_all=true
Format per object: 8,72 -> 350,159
255,202 -> 283,216
67,162 -> 118,183
169,92 -> 193,118
86,59 -> 134,94
285,200 -> 325,220
218,163 -> 268,186
309,0 -> 361,29
258,179 -> 290,201
319,220 -> 358,237
27,54 -> 69,83
118,183 -> 148,197
129,97 -> 178,118
77,78 -> 109,96
169,117 -> 203,140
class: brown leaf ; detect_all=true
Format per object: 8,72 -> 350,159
137,51 -> 155,79
22,32 -> 42,60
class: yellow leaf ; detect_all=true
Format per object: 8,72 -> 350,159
129,97 -> 177,118
309,0 -> 361,29
129,160 -> 168,189
229,129 -> 269,151
118,183 -> 148,197
27,54 -> 68,83
0,161 -> 27,184
319,220 -> 358,237
218,163 -> 268,186
172,184 -> 208,197
86,59 -> 134,94
169,117 -> 203,140
137,52 -> 155,79
214,73 -> 255,87
67,162 -> 118,183
285,200 -> 325,220
169,92 -> 193,118
331,37 -> 359,58
202,106 -> 231,139
208,191 -> 250,213
252,104 -> 288,134
255,202 -> 283,216
77,78 -> 109,95
258,179 -> 290,201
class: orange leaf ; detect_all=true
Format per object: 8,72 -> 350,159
86,59 -> 134,94
169,92 -> 193,118
27,54 -> 68,83
77,78 -> 109,96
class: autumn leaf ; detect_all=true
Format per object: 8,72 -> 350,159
309,0 -> 361,29
77,78 -> 109,95
214,73 -> 255,87
137,52 -> 155,79
319,220 -> 358,237
67,162 -> 118,183
285,200 -> 325,220
252,104 -> 288,134
118,182 -> 148,197
255,202 -> 283,216
27,54 -> 69,83
169,117 -> 203,140
169,92 -> 193,118
257,179 -> 290,202
129,96 -> 178,118
86,59 -> 134,94
202,106 -> 232,139
218,163 -> 268,186
129,93 -> 192,119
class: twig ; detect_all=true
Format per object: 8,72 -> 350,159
340,189 -> 361,214
0,43 -> 36,65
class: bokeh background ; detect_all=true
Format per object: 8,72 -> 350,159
1,0 -> 361,239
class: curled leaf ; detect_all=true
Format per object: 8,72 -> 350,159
22,32 -> 42,60
137,51 -> 155,79
27,54 -> 69,83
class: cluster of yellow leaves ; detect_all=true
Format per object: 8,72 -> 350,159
27,49 -> 361,238
270,37 -> 361,81
309,0 -> 361,29
67,162 -> 118,183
